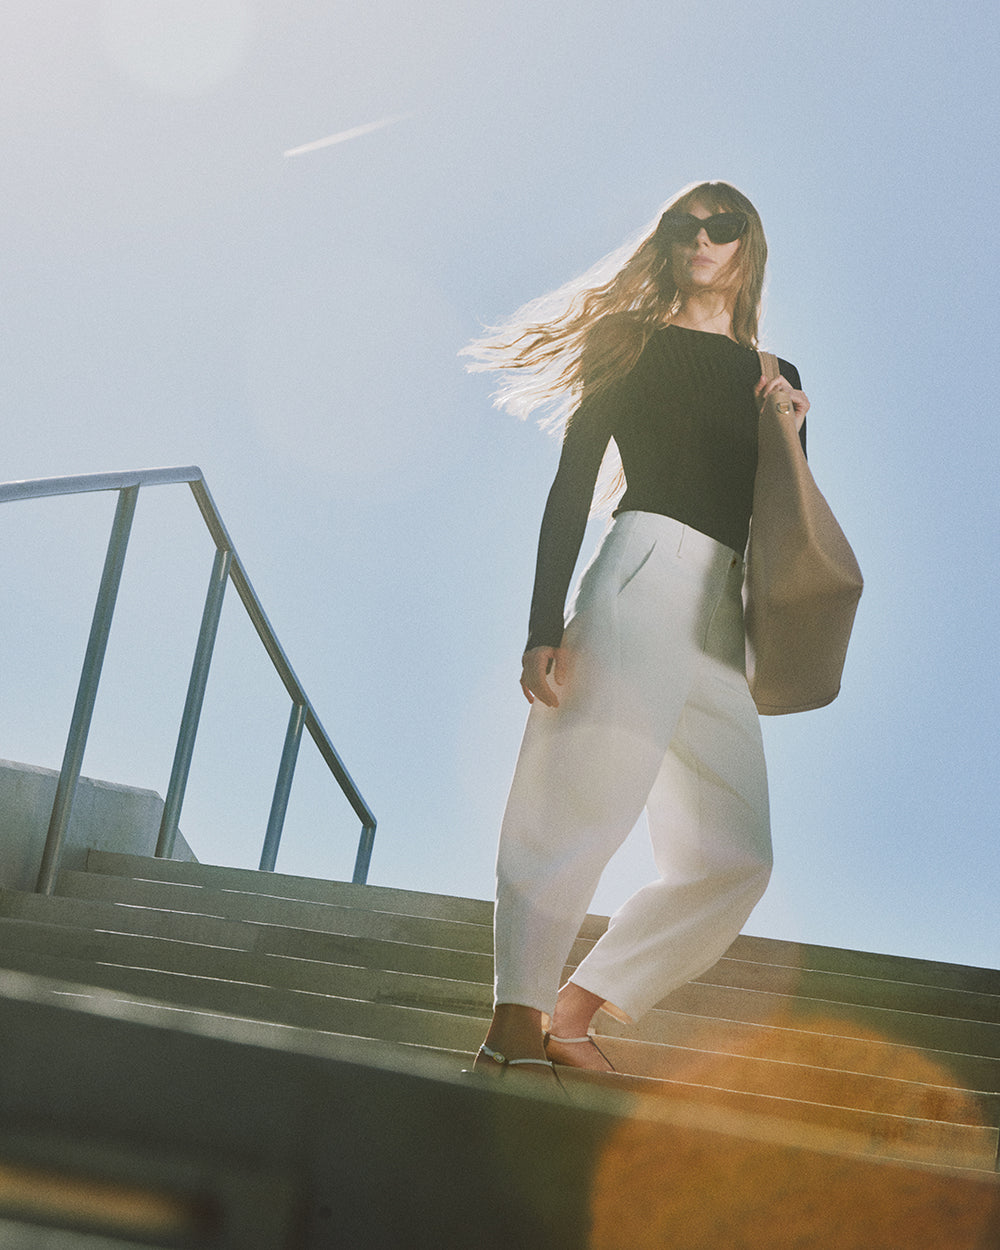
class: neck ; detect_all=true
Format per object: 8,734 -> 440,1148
669,291 -> 736,339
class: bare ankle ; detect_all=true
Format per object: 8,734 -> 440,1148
550,981 -> 604,1038
482,1003 -> 546,1060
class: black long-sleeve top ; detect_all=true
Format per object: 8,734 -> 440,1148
526,323 -> 803,651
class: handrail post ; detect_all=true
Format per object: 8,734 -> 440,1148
259,702 -> 305,872
156,546 -> 232,858
352,824 -> 376,885
36,486 -> 139,894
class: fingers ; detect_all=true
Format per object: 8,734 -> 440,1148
521,650 -> 557,707
755,374 -> 789,402
789,388 -> 810,430
756,375 -> 810,424
520,646 -> 566,708
553,648 -> 568,688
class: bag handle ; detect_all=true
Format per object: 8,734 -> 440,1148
757,350 -> 794,419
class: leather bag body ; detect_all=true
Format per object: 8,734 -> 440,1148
743,351 -> 863,715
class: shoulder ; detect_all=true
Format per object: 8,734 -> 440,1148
583,312 -> 647,359
580,313 -> 649,390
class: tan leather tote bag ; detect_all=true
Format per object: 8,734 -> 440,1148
743,351 -> 863,715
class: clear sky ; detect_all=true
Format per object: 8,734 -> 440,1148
1,1 -> 997,973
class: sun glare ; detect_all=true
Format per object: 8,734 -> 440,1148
100,0 -> 257,96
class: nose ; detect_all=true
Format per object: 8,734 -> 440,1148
693,224 -> 711,245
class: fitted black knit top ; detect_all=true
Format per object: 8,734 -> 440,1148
525,323 -> 803,650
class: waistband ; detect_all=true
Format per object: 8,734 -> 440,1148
612,510 -> 743,570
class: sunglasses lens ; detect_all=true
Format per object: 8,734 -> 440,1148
657,213 -> 698,245
704,213 -> 747,244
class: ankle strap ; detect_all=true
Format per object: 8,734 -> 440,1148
479,1044 -> 553,1069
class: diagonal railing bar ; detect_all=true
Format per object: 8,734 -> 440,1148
260,703 -> 306,873
156,545 -> 233,860
34,486 -> 139,894
1,466 -> 376,888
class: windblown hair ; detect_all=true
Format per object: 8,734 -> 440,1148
462,181 -> 768,441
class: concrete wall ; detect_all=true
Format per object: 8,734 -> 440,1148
0,759 -> 196,892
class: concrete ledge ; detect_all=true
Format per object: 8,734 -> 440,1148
0,971 -> 998,1250
0,760 -> 196,892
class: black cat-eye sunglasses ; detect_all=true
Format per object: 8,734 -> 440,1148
655,211 -> 748,247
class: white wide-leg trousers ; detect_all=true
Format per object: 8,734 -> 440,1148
494,511 -> 772,1023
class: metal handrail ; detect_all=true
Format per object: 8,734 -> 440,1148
1,466 -> 376,892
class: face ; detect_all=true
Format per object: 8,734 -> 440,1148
670,202 -> 742,295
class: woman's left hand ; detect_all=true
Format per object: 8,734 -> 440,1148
755,374 -> 809,431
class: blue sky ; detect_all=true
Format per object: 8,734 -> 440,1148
1,1 -> 997,972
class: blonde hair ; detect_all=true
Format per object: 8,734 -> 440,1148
462,181 -> 768,509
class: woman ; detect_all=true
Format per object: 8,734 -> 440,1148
464,181 -> 809,1080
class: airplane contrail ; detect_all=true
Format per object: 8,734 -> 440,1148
283,113 -> 412,158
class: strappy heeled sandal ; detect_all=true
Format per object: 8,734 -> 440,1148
476,1044 -> 558,1074
543,1032 -> 617,1072
467,1044 -> 565,1091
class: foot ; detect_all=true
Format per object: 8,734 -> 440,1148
473,1003 -> 551,1077
544,1032 -> 616,1073
474,1044 -> 557,1077
470,1045 -> 564,1093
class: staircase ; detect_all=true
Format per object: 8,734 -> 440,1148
1,851 -> 998,1248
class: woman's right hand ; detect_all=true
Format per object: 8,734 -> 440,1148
520,646 -> 568,707
755,374 -> 809,431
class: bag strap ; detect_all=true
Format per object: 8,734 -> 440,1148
757,349 -> 795,420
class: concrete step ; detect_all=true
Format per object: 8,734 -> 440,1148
663,953 -> 1000,1025
730,932 -> 1000,998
